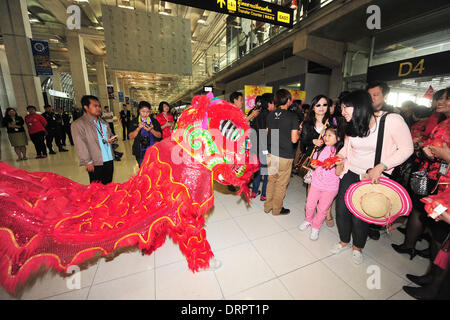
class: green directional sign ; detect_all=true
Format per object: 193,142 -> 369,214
165,0 -> 293,28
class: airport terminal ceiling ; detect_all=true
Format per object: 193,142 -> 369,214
2,0 -> 239,104
1,0 -> 449,106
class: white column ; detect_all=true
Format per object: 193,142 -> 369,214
66,31 -> 90,107
111,72 -> 120,115
0,46 -> 16,113
0,0 -> 44,115
95,55 -> 109,108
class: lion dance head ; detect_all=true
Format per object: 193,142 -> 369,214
171,93 -> 259,200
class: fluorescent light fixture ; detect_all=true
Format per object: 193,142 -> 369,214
75,0 -> 89,3
159,11 -> 169,15
95,26 -> 104,30
49,38 -> 59,43
29,18 -> 40,23
197,18 -> 207,24
118,5 -> 134,9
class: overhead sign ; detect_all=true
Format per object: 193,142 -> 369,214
165,0 -> 293,28
48,89 -> 70,98
367,51 -> 450,82
30,39 -> 53,76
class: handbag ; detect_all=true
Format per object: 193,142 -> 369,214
433,232 -> 450,270
303,167 -> 313,184
410,169 -> 431,196
295,119 -> 329,178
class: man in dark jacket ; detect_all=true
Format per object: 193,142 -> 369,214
119,104 -> 131,141
43,105 -> 68,153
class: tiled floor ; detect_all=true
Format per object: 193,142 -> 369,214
0,126 -> 427,300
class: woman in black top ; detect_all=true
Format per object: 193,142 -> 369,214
300,95 -> 332,156
2,108 -> 28,161
128,101 -> 162,168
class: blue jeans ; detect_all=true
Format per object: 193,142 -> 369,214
252,168 -> 268,197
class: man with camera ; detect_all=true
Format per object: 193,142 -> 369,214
71,95 -> 118,185
129,101 -> 162,168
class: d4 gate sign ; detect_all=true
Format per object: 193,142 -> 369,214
165,0 -> 293,28
367,51 -> 450,82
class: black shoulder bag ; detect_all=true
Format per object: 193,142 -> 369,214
373,112 -> 391,178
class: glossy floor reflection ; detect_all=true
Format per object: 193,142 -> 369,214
0,126 -> 427,300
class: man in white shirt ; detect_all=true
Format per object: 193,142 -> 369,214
102,106 -> 116,135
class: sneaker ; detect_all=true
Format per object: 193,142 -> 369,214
330,242 -> 349,255
298,221 -> 312,231
49,150 -> 56,154
310,228 -> 319,241
352,250 -> 363,265
260,195 -> 266,201
251,192 -> 257,199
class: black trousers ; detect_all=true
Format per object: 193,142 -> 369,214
62,125 -> 74,146
336,171 -> 370,249
46,128 -> 62,151
55,126 -> 65,148
88,160 -> 114,185
121,122 -> 129,140
108,122 -> 116,136
29,131 -> 47,156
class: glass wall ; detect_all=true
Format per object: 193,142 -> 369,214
186,0 -> 335,97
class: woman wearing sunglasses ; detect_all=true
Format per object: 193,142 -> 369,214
300,95 -> 332,158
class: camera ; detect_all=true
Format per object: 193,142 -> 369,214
140,135 -> 151,149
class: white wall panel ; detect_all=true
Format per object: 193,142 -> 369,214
102,5 -> 192,75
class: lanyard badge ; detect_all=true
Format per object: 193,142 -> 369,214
94,120 -> 107,144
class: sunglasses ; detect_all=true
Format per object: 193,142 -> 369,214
315,104 -> 328,107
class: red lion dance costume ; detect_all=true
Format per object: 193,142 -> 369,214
0,94 -> 258,293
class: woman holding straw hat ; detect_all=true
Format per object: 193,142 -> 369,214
331,90 -> 414,265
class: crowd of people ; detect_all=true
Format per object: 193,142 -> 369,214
0,81 -> 448,300
245,82 -> 449,300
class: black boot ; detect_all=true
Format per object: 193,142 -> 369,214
403,285 -> 437,300
406,273 -> 433,286
391,243 -> 417,260
416,248 -> 430,259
